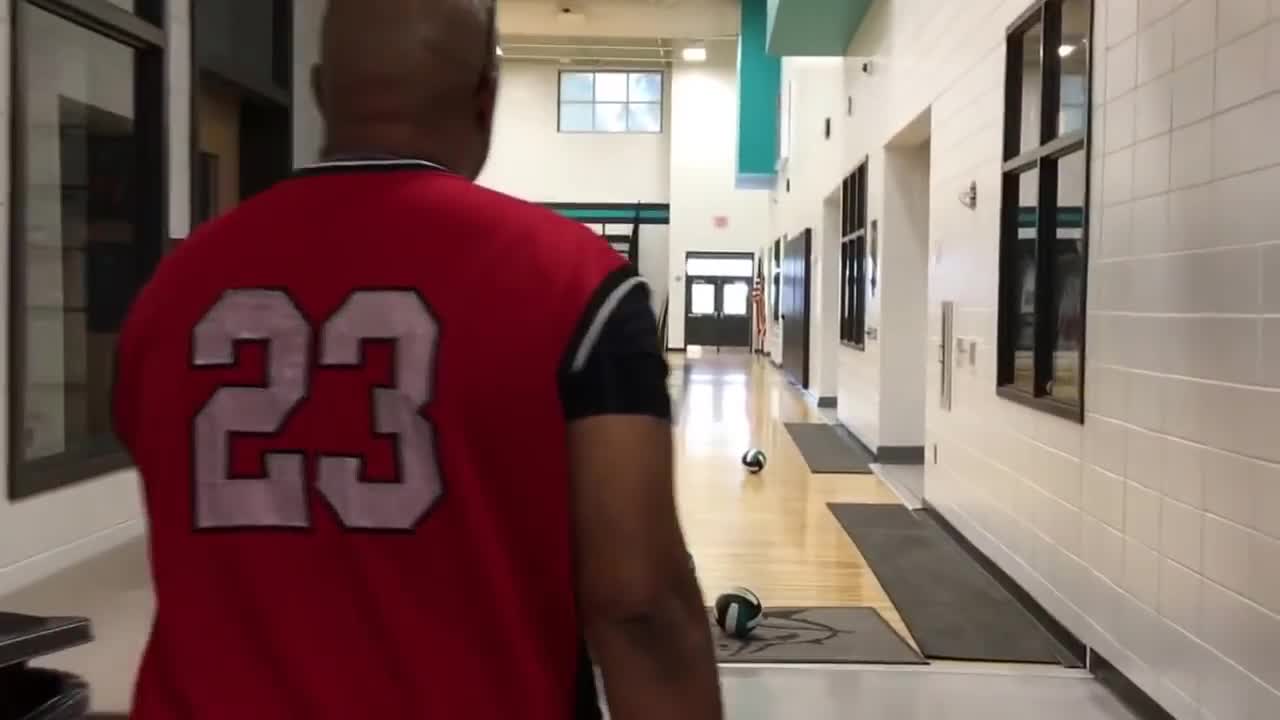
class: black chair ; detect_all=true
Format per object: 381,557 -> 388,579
0,613 -> 92,720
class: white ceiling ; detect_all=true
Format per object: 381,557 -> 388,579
497,0 -> 740,40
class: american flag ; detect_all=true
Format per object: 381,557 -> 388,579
751,263 -> 764,302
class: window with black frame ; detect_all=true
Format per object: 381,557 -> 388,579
771,239 -> 782,323
997,0 -> 1091,419
9,0 -> 167,499
839,161 -> 869,349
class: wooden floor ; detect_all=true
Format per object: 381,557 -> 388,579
671,348 -> 915,647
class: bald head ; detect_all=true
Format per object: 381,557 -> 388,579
313,0 -> 499,178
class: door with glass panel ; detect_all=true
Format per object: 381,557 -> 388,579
683,253 -> 753,349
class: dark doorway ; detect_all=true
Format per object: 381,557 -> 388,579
191,0 -> 293,221
781,229 -> 812,388
683,253 -> 753,349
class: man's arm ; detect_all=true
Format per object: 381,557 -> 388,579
559,268 -> 722,720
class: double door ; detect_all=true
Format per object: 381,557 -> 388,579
685,276 -> 751,348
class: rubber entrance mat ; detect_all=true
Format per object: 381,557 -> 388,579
784,423 -> 874,473
709,606 -> 924,664
827,503 -> 1076,665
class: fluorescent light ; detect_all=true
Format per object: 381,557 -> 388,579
682,46 -> 707,62
1058,44 -> 1075,57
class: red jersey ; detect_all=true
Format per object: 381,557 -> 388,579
112,159 -> 638,719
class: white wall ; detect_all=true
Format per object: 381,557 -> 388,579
810,191 -> 842,400
877,138 -> 930,449
775,1 -> 1280,718
479,61 -> 671,203
666,40 -> 771,348
0,2 -> 194,596
637,225 -> 670,318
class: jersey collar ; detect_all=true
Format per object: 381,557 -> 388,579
293,156 -> 453,177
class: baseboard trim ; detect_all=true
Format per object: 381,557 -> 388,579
877,445 -> 924,464
1090,650 -> 1178,720
816,396 -> 837,408
922,500 -> 1087,668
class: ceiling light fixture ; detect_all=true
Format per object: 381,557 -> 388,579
496,45 -> 504,56
682,45 -> 707,62
1058,44 -> 1075,57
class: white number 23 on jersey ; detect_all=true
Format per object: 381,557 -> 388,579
190,289 -> 442,531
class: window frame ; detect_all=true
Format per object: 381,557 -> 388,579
556,69 -> 664,134
7,0 -> 169,500
839,159 -> 869,350
770,238 -> 782,323
996,0 -> 1094,423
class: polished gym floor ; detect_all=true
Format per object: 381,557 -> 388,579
3,349 -> 1139,718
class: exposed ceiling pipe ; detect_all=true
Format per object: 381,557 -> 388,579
502,43 -> 673,52
501,55 -> 674,64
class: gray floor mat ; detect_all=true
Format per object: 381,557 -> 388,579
711,606 -> 925,664
827,503 -> 1077,665
784,423 -> 874,474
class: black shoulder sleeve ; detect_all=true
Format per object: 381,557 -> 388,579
559,266 -> 672,422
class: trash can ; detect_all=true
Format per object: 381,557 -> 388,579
0,667 -> 90,719
0,613 -> 93,720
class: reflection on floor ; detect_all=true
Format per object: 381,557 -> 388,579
670,349 -> 908,642
0,348 -> 1139,718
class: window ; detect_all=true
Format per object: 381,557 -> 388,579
997,0 -> 1092,419
9,0 -> 167,499
771,239 -> 782,323
839,161 -> 869,349
559,71 -> 663,133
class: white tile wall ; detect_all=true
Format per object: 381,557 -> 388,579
775,0 -> 1280,717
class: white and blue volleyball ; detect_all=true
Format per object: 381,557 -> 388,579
714,587 -> 764,638
741,449 -> 767,473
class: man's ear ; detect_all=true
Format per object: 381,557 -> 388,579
311,64 -> 325,113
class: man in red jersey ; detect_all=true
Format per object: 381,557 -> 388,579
110,0 -> 722,717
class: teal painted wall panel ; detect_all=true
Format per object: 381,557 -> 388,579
767,0 -> 873,57
737,0 -> 780,186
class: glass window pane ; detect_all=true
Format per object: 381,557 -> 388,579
1011,168 -> 1040,392
685,256 -> 754,277
17,5 -> 138,463
628,72 -> 663,102
627,103 -> 661,132
1049,152 -> 1086,405
862,171 -> 869,228
723,281 -> 750,316
1058,0 -> 1091,137
593,103 -> 627,132
1018,19 -> 1044,153
560,72 -> 594,102
560,102 -> 594,131
839,243 -> 850,339
594,72 -> 628,102
690,282 -> 716,314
